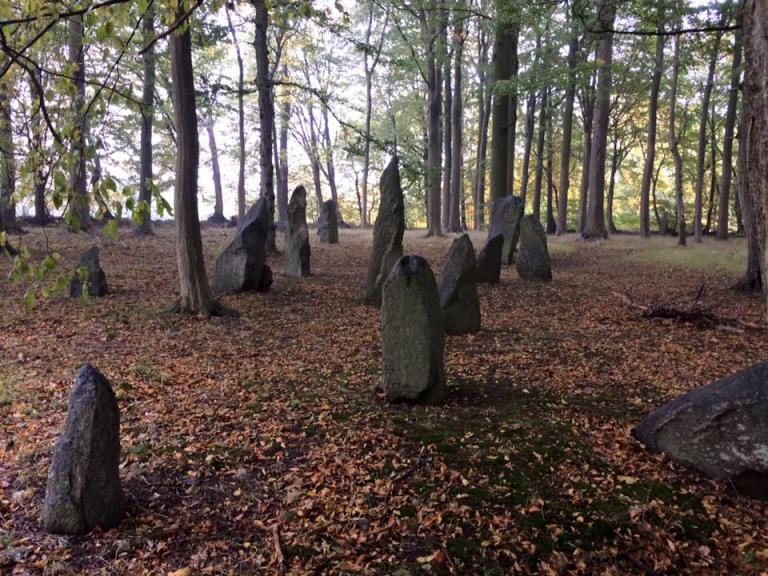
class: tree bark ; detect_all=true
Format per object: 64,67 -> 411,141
473,31 -> 491,229
277,84 -> 290,230
519,91 -> 536,204
735,103 -> 761,292
607,136 -> 621,235
532,87 -> 548,221
545,116 -> 556,234
704,98 -> 718,234
67,14 -> 91,233
226,5 -> 246,224
321,104 -> 344,225
205,119 -> 225,222
717,24 -> 743,240
136,3 -> 155,234
424,1 -> 442,236
557,6 -> 578,236
0,83 -> 16,234
28,68 -> 48,225
669,33 -> 686,246
253,0 -> 275,247
447,7 -> 464,233
307,104 -> 324,213
639,0 -> 665,238
442,30 -> 452,232
582,0 -> 616,240
578,75 -> 595,235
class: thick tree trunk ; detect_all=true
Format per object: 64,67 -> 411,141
519,91 -> 536,204
669,34 -> 686,247
442,43 -> 452,232
425,1 -> 442,236
168,19 -> 228,316
277,89 -> 290,230
490,12 -> 518,202
735,104 -> 762,292
0,83 -> 17,233
67,14 -> 91,233
532,87 -> 548,221
694,33 -> 722,242
448,11 -> 464,233
741,0 -> 767,307
28,68 -> 48,225
717,25 -> 743,240
136,3 -> 155,234
578,76 -> 595,235
557,7 -> 578,236
582,0 -> 616,240
473,32 -> 491,229
639,2 -> 665,238
205,120 -> 225,222
226,5 -> 246,223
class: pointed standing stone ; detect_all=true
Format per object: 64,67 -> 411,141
382,255 -> 446,403
285,186 -> 311,277
516,215 -> 552,282
438,234 -> 481,334
318,199 -> 339,244
364,156 -> 405,306
69,246 -> 108,298
488,196 -> 524,265
44,364 -> 124,534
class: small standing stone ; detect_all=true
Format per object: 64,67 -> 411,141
487,196 -> 524,265
212,198 -> 272,293
364,156 -> 405,306
516,215 -> 552,282
70,247 -> 108,298
382,255 -> 446,403
318,200 -> 339,244
285,186 -> 311,277
438,234 -> 481,335
476,234 -> 504,284
44,364 -> 124,534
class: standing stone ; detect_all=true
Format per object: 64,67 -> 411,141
476,234 -> 504,284
634,363 -> 768,500
438,234 -> 481,335
318,199 -> 339,244
488,196 -> 524,265
44,364 -> 124,534
213,198 -> 272,293
516,215 -> 552,282
364,156 -> 405,306
69,246 -> 108,298
285,186 -> 311,277
382,256 -> 446,403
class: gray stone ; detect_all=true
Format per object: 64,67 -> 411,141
488,196 -> 524,265
318,200 -> 339,244
438,234 -> 481,335
285,186 -> 311,277
364,156 -> 405,306
476,234 -> 504,284
69,247 -> 108,298
381,255 -> 446,403
44,364 -> 124,533
633,363 -> 768,500
212,198 -> 272,293
516,215 -> 552,282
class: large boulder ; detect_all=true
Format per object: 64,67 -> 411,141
438,234 -> 481,335
44,364 -> 124,533
364,156 -> 405,306
633,363 -> 768,499
69,246 -> 108,298
488,196 -> 524,265
285,186 -> 311,277
476,234 -> 504,284
516,215 -> 552,282
318,199 -> 339,244
382,256 -> 446,403
212,198 -> 272,294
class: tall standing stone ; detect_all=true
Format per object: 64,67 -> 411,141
476,234 -> 504,284
438,234 -> 481,334
318,199 -> 339,244
488,196 -> 524,265
516,215 -> 552,281
285,186 -> 311,277
44,364 -> 124,534
382,256 -> 446,403
69,246 -> 108,298
364,156 -> 405,306
212,198 -> 272,293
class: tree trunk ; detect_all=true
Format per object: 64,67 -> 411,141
532,87 -> 548,221
226,5 -> 246,223
474,32 -> 491,229
669,33 -> 686,246
28,68 -> 48,225
519,91 -> 536,205
704,98 -> 718,234
607,137 -> 620,235
735,102 -> 761,292
136,3 -> 155,234
557,6 -> 578,236
717,25 -> 743,240
168,18 -> 227,316
578,76 -> 595,235
639,0 -> 665,238
545,116 -> 556,234
277,86 -> 290,230
425,1 -> 442,236
442,38 -> 452,232
582,0 -> 616,240
0,78 -> 17,233
307,104 -> 324,214
205,120 -> 225,222
67,14 -> 91,233
448,9 -> 464,233
741,0 -> 767,308
490,11 -> 518,203
694,32 -> 722,242
321,105 -> 344,225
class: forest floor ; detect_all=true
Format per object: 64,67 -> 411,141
1,225 -> 767,575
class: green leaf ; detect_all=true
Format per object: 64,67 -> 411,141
23,290 -> 36,311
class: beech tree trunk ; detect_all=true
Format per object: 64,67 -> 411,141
582,0 -> 616,240
474,32 -> 491,229
136,3 -> 155,234
704,99 -> 718,234
735,104 -> 761,292
307,104 -> 324,213
717,25 -> 743,240
321,105 -> 344,225
669,33 -> 686,247
0,85 -> 16,233
442,37 -> 452,232
205,120 -> 225,222
424,1 -> 442,236
28,68 -> 48,225
545,117 -> 556,234
67,14 -> 91,233
168,19 -> 226,316
226,5 -> 246,223
639,0 -> 665,238
557,6 -> 578,236
578,74 -> 595,235
277,86 -> 290,230
490,11 -> 518,203
447,9 -> 464,233
532,87 -> 548,221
